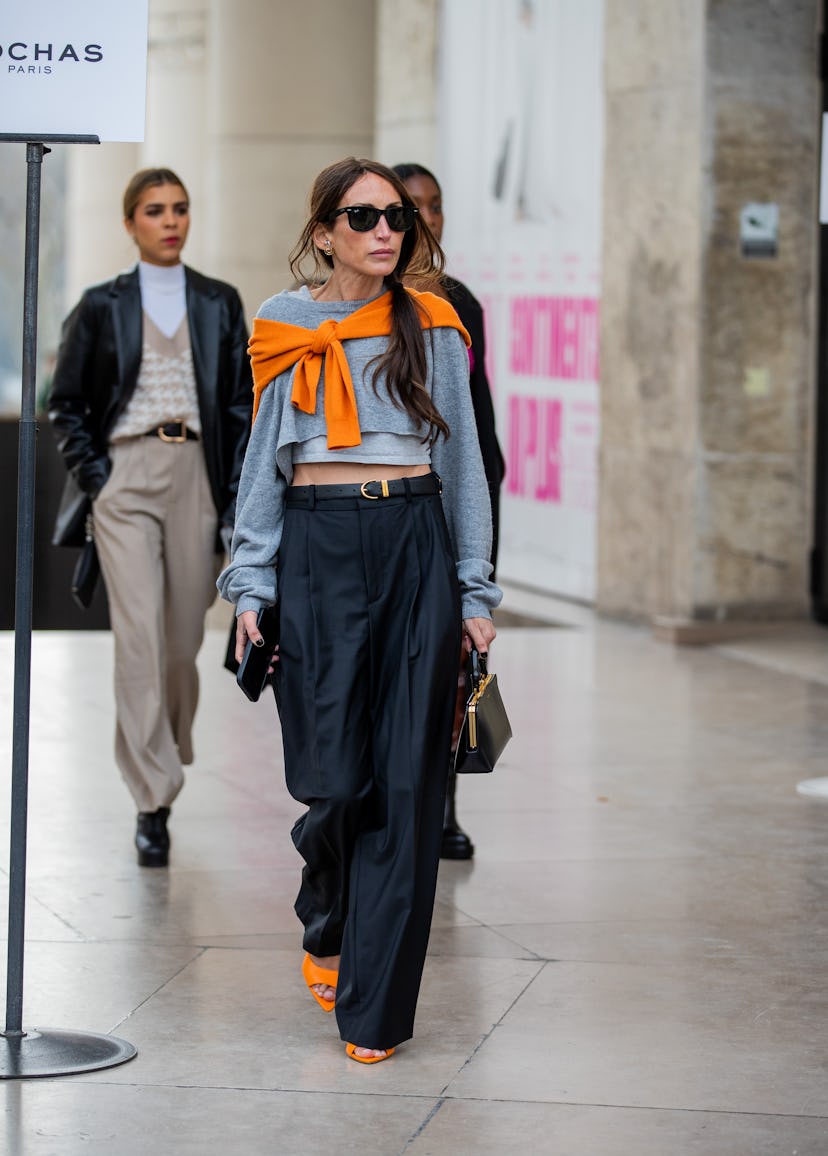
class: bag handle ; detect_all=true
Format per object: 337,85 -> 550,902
469,646 -> 488,692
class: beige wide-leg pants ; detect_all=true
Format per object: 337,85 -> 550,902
93,437 -> 221,813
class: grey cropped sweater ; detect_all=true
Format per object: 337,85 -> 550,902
217,285 -> 502,620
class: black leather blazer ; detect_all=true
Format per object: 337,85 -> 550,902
48,265 -> 253,547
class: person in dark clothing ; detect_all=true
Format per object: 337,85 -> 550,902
393,163 -> 505,860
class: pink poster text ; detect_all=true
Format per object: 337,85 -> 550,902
510,295 -> 599,382
507,395 -> 562,503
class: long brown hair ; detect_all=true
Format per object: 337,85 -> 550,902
289,157 -> 450,444
123,167 -> 188,219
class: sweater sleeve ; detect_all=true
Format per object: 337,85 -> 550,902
216,382 -> 286,615
429,327 -> 503,619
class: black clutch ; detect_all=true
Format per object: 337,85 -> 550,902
454,647 -> 512,774
235,605 -> 280,702
70,517 -> 100,610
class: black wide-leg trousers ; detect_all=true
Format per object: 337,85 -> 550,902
274,479 -> 461,1050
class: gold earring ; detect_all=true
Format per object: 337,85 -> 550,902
323,239 -> 333,256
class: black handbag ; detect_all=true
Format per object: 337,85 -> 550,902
53,474 -> 92,547
70,515 -> 100,610
454,647 -> 512,774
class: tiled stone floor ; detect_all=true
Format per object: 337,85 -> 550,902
0,598 -> 827,1154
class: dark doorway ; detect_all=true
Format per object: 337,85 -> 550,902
0,419 -> 109,629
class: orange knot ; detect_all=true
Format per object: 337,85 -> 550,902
310,319 -> 338,355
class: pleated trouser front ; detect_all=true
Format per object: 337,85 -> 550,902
93,437 -> 220,812
275,483 -> 461,1050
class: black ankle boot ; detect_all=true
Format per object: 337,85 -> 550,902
135,807 -> 171,867
441,768 -> 474,860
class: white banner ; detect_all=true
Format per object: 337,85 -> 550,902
820,113 -> 828,224
0,0 -> 148,141
438,0 -> 604,600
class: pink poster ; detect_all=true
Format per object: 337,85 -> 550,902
438,0 -> 603,599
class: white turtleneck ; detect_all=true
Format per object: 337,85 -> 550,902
138,260 -> 187,338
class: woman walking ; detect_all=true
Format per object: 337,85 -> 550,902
219,157 -> 500,1062
49,167 -> 252,867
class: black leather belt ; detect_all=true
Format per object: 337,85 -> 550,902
287,472 -> 441,505
145,422 -> 199,443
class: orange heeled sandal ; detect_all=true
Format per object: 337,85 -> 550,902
301,953 -> 338,1012
346,1043 -> 396,1065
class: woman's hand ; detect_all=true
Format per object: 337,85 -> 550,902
235,610 -> 279,670
462,616 -> 496,655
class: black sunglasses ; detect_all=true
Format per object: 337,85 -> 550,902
331,204 -> 418,233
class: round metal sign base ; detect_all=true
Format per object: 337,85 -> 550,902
0,1028 -> 137,1079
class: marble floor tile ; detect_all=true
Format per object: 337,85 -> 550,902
0,941 -> 201,1030
1,616 -> 828,1151
715,621 -> 828,686
492,916 -> 828,967
446,957 -> 828,1116
425,922 -> 538,959
2,1083 -> 436,1156
435,851 -> 828,927
407,1099 -> 828,1156
22,865 -> 303,943
449,793 -> 828,862
0,889 -> 85,943
82,947 -> 541,1097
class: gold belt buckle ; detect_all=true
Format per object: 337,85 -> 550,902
360,479 -> 390,500
158,420 -> 187,444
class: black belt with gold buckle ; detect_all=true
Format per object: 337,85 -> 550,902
145,421 -> 199,443
287,472 -> 441,504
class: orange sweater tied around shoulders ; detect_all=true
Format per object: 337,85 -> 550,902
247,288 -> 471,448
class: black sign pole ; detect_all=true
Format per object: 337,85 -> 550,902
0,133 -> 136,1078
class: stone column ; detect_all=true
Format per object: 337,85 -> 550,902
142,0 -> 209,268
597,0 -> 820,637
374,0 -> 440,168
204,0 -> 377,314
64,144 -> 140,308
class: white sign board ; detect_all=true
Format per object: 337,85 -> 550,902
439,0 -> 604,600
0,0 -> 148,141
